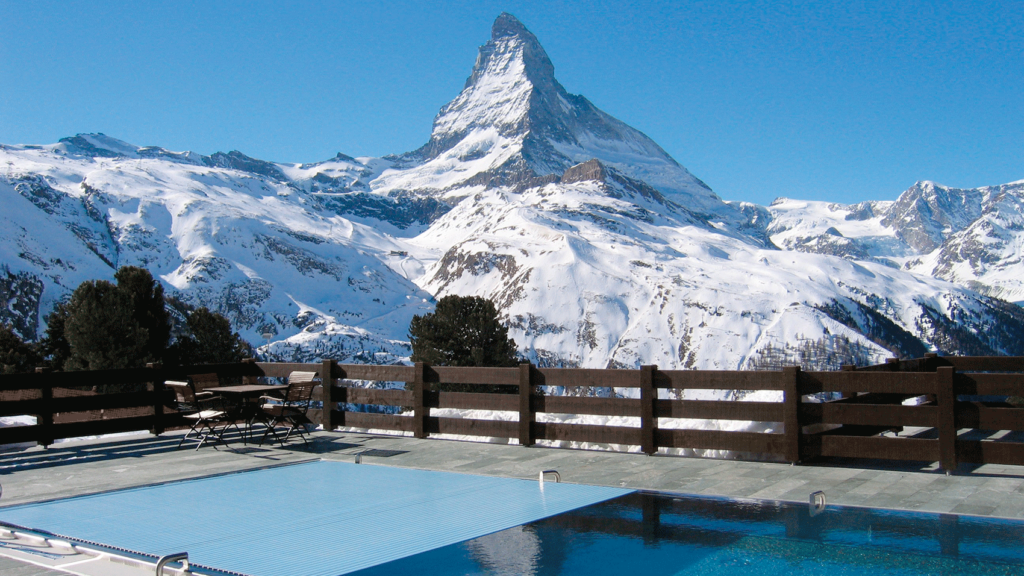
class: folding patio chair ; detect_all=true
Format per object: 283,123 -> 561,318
258,371 -> 319,447
188,373 -> 221,399
167,380 -> 239,450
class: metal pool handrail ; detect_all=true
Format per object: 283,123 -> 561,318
539,470 -> 561,483
809,490 -> 826,516
0,520 -> 244,576
156,552 -> 189,575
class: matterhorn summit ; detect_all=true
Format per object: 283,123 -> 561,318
373,14 -> 719,213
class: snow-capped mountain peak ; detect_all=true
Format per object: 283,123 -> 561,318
375,14 -> 720,213
428,12 -> 557,148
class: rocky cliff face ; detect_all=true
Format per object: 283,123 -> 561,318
0,13 -> 1021,368
882,181 -> 991,253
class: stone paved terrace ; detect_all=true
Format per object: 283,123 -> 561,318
2,430 -> 1024,574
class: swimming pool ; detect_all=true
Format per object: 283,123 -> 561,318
352,491 -> 1024,575
3,461 -> 1023,575
0,460 -> 630,575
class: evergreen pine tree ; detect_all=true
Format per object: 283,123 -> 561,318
410,295 -> 518,368
170,307 -> 253,366
64,280 -> 148,371
409,295 -> 518,392
0,325 -> 41,374
114,266 -> 171,363
40,301 -> 71,371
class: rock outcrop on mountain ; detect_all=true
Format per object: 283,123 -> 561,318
1,13 -> 1022,369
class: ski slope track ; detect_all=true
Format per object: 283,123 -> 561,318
2,13 -> 1022,372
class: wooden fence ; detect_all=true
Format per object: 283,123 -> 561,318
0,362 -> 252,447
2,355 -> 1023,472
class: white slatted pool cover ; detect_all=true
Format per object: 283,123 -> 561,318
0,460 -> 632,576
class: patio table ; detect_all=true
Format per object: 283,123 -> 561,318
208,384 -> 288,443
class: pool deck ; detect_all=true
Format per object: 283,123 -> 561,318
2,429 -> 1024,574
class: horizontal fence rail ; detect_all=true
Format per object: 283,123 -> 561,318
1,355 -> 1023,472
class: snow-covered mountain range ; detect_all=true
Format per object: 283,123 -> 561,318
2,13 -> 1022,370
768,179 -> 1024,304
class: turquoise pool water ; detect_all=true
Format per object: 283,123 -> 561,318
351,492 -> 1024,575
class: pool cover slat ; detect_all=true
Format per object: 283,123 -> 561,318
0,461 -> 631,576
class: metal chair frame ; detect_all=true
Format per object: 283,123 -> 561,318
167,380 -> 239,450
258,371 -> 319,447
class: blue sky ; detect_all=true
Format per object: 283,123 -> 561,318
2,1 -> 1020,206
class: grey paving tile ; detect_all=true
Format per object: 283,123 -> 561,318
952,503 -> 999,516
859,494 -> 908,507
749,478 -> 810,499
914,499 -> 964,514
0,559 -> 67,576
981,477 -> 1024,492
832,494 -> 875,507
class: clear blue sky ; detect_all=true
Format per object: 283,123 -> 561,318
2,1 -> 1020,206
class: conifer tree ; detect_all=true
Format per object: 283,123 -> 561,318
170,307 -> 253,365
40,301 -> 71,371
409,295 -> 519,393
409,295 -> 518,369
114,266 -> 170,363
0,325 -> 41,374
64,280 -> 147,371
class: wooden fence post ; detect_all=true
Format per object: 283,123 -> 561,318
413,362 -> 427,439
840,364 -> 855,399
242,358 -> 257,385
147,362 -> 165,436
640,365 -> 657,455
519,363 -> 535,446
36,367 -> 53,449
321,359 -> 334,432
783,366 -> 802,464
937,366 -> 958,474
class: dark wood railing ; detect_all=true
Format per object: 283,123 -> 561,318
2,355 -> 1023,472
